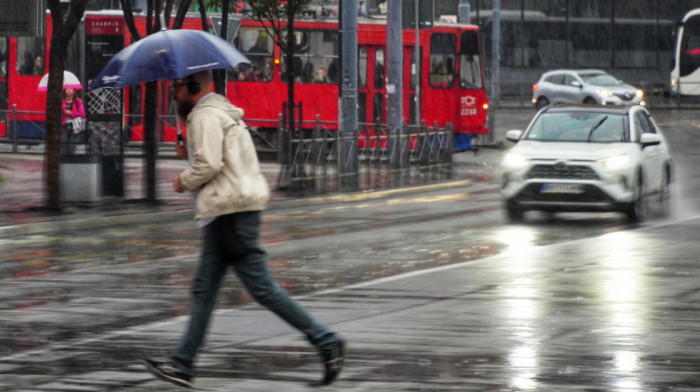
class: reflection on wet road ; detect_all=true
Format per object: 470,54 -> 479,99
0,176 -> 690,390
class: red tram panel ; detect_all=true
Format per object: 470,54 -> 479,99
1,11 -> 488,151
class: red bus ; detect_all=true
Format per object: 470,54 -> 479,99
0,10 -> 488,152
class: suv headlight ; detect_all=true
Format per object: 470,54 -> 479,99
596,88 -> 614,98
502,153 -> 530,170
597,154 -> 630,170
636,89 -> 644,98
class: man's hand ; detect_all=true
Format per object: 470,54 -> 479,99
175,135 -> 188,160
173,175 -> 186,193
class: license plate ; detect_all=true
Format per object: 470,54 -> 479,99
540,183 -> 583,194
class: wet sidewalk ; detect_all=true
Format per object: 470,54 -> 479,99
0,146 -> 502,235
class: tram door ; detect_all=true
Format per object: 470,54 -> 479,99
0,37 -> 7,138
357,45 -> 387,149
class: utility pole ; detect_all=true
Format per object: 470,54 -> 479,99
487,0 -> 500,145
338,0 -> 358,191
387,0 -> 404,169
413,0 -> 420,126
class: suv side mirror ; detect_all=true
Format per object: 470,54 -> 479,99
640,133 -> 661,147
571,81 -> 582,88
506,130 -> 523,142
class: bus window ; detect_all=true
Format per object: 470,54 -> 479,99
359,47 -> 368,88
232,27 -> 273,82
460,31 -> 482,89
429,33 -> 455,88
374,49 -> 384,89
17,37 -> 45,76
280,29 -> 339,84
680,16 -> 700,77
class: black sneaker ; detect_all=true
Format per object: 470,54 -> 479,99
320,339 -> 347,385
142,358 -> 193,388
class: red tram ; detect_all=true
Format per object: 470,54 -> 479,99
0,10 -> 489,151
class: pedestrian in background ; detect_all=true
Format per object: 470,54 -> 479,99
142,70 -> 346,388
60,87 -> 85,155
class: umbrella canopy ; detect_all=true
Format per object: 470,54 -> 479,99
90,29 -> 250,90
37,71 -> 82,92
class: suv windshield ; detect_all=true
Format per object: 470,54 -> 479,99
579,73 -> 623,86
525,112 -> 627,143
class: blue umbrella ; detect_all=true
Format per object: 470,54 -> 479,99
90,29 -> 250,90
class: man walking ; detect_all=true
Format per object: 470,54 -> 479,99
142,70 -> 346,388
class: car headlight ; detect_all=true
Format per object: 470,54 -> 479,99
636,89 -> 644,98
597,154 -> 631,170
596,88 -> 614,98
502,153 -> 530,169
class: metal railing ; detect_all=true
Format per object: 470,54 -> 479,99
277,114 -> 453,194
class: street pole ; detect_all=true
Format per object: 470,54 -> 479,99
387,0 -> 403,169
487,0 -> 501,145
413,0 -> 420,126
338,0 -> 358,191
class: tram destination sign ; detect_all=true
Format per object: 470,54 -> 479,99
0,0 -> 46,37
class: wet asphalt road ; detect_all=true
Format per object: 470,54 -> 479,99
1,107 -> 700,390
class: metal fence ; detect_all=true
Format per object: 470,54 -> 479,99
277,115 -> 454,194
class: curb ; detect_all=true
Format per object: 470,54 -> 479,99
0,179 -> 474,237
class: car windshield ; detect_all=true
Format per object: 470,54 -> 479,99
524,112 -> 628,143
579,73 -> 623,86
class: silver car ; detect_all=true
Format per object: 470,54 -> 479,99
532,69 -> 645,110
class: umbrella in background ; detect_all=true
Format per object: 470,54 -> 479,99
37,70 -> 82,92
90,29 -> 250,90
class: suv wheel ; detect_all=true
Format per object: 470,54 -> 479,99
505,202 -> 525,222
658,166 -> 671,216
583,97 -> 597,105
535,97 -> 550,110
625,172 -> 646,222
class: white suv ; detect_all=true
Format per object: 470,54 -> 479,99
532,69 -> 645,110
501,105 -> 671,222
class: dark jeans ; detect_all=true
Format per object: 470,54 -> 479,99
171,211 -> 339,374
60,124 -> 80,155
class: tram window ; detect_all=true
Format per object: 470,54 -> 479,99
358,92 -> 367,124
409,93 -> 416,125
359,47 -> 368,88
17,37 -> 45,76
0,37 -> 6,78
129,85 -> 142,126
429,33 -> 455,88
280,29 -> 339,84
459,32 -> 482,89
374,49 -> 385,89
373,93 -> 384,123
231,27 -> 273,82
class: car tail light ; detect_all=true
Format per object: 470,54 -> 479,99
532,84 -> 538,91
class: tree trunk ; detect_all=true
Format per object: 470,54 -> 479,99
44,0 -> 89,210
144,81 -> 158,202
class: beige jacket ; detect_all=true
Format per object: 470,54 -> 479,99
179,94 -> 269,219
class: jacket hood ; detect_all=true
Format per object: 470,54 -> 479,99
193,94 -> 244,121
